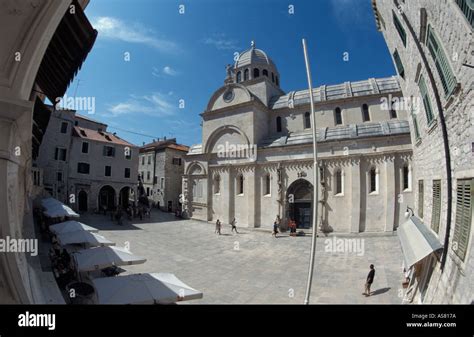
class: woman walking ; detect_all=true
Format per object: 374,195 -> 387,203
230,218 -> 239,234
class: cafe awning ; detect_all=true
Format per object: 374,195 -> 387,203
49,220 -> 98,234
397,216 -> 443,268
35,0 -> 97,103
57,231 -> 115,247
73,246 -> 146,272
41,197 -> 79,218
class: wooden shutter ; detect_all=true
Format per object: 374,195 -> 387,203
453,179 -> 473,261
418,180 -> 424,218
431,180 -> 441,233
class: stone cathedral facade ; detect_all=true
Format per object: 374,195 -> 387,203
182,42 -> 414,233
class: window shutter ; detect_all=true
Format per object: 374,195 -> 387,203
453,179 -> 473,261
418,180 -> 424,218
431,180 -> 441,233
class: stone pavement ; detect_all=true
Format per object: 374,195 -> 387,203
80,210 -> 405,304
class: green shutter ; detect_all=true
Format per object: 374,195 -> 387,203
418,75 -> 435,125
418,180 -> 424,218
426,26 -> 457,97
393,50 -> 405,78
392,11 -> 407,47
453,179 -> 473,261
455,0 -> 473,31
431,180 -> 441,233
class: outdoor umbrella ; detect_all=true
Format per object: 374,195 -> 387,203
73,246 -> 146,272
57,231 -> 115,247
50,220 -> 98,234
41,197 -> 79,218
92,273 -> 203,304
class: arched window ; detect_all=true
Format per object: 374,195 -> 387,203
390,100 -> 398,119
335,169 -> 343,195
236,71 -> 241,83
335,107 -> 342,125
262,69 -> 268,77
264,174 -> 271,195
237,174 -> 244,195
271,72 -> 275,83
214,175 -> 220,194
244,69 -> 249,81
369,167 -> 378,193
276,76 -> 279,86
362,104 -> 370,122
253,68 -> 260,78
276,116 -> 282,132
402,164 -> 411,190
304,112 -> 311,129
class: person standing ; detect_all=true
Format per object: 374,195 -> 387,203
230,218 -> 239,233
215,219 -> 221,235
364,264 -> 375,296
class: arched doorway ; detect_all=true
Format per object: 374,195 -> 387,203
98,185 -> 116,211
286,179 -> 313,229
119,186 -> 130,208
78,190 -> 88,212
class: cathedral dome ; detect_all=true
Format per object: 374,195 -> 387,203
234,42 -> 275,68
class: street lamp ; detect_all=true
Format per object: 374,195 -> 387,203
404,206 -> 414,219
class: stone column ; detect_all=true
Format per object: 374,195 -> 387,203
227,167 -> 234,224
247,166 -> 256,228
384,155 -> 396,232
350,157 -> 361,233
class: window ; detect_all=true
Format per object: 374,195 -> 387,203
141,172 -> 144,180
148,156 -> 151,165
147,171 -> 151,181
431,180 -> 441,233
124,168 -> 130,178
236,71 -> 241,83
141,156 -> 145,165
77,162 -> 90,174
214,175 -> 220,194
426,25 -> 457,96
192,180 -> 203,198
74,121 -> 78,126
57,171 -> 63,182
103,146 -> 115,157
253,68 -> 260,78
402,164 -> 410,190
160,177 -> 164,189
418,74 -> 435,125
276,76 -> 279,86
264,174 -> 271,195
54,147 -> 67,161
125,148 -> 132,160
304,112 -> 311,129
81,142 -> 89,154
153,176 -> 158,184
455,0 -> 474,28
271,72 -> 275,83
392,10 -> 407,47
237,175 -> 244,195
334,107 -> 342,125
418,180 -> 424,218
244,69 -> 249,81
104,166 -> 112,177
362,104 -> 370,122
335,169 -> 343,195
369,167 -> 377,193
412,110 -> 421,140
452,178 -> 473,261
276,116 -> 282,132
60,122 -> 68,134
392,49 -> 405,79
172,157 -> 182,165
262,69 -> 268,77
146,187 -> 150,196
390,100 -> 398,119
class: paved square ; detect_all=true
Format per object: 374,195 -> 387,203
80,210 -> 405,304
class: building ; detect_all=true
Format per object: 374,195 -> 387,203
36,110 -> 139,213
372,0 -> 473,303
0,0 -> 96,303
182,42 -> 414,234
138,138 -> 189,212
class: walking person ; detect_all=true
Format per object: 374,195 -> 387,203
230,218 -> 239,234
364,264 -> 376,296
272,221 -> 279,238
215,219 -> 221,235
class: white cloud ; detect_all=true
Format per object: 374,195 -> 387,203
329,0 -> 371,27
203,34 -> 239,50
163,66 -> 178,76
106,92 -> 176,117
151,66 -> 178,78
92,16 -> 178,53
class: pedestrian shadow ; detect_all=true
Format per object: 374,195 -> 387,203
219,234 -> 232,236
370,287 -> 391,296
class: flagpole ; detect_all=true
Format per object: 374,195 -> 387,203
302,38 -> 318,305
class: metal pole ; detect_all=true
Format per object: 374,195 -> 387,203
302,38 -> 319,305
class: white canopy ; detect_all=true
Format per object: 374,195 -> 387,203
92,273 -> 203,304
41,197 -> 79,218
57,231 -> 115,247
50,221 -> 98,234
73,246 -> 146,272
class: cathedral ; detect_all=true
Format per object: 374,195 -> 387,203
182,42 -> 413,233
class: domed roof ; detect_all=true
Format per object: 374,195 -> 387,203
234,41 -> 276,69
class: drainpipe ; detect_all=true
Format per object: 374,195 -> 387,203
393,0 -> 452,271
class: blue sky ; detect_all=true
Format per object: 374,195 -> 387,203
64,0 -> 396,147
